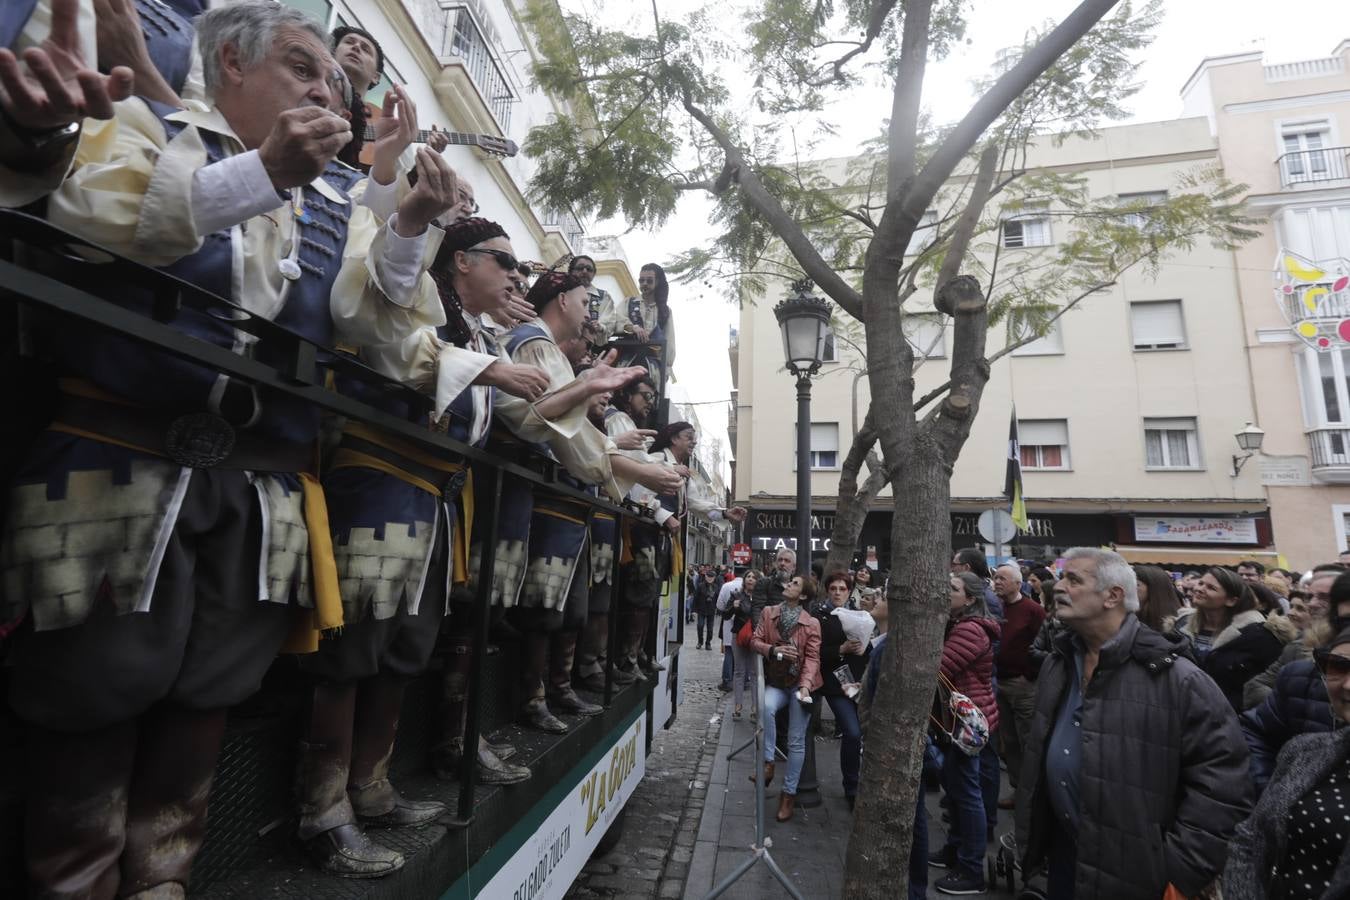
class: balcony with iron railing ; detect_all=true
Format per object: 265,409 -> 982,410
540,205 -> 585,251
1278,146 -> 1350,188
1276,260 -> 1350,338
1307,426 -> 1350,481
436,4 -> 517,134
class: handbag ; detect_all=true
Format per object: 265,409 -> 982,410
735,619 -> 753,648
930,671 -> 990,757
763,643 -> 799,689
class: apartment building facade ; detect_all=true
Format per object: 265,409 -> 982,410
1182,41 -> 1350,567
732,115 -> 1277,572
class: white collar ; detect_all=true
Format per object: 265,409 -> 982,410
165,102 -> 348,205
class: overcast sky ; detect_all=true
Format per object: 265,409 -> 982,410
564,0 -> 1350,482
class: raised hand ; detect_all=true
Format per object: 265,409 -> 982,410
0,0 -> 134,132
724,505 -> 748,523
479,361 -> 550,400
394,147 -> 458,236
613,428 -> 657,450
258,107 -> 351,189
369,83 -> 416,185
505,293 -> 537,324
582,352 -> 646,394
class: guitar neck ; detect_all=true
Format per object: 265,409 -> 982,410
361,125 -> 479,147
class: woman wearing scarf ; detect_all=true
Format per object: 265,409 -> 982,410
749,573 -> 823,822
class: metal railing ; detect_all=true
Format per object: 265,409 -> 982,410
541,205 -> 585,250
0,210 -> 674,827
1277,269 -> 1350,327
1278,146 -> 1350,187
441,4 -> 516,131
1308,426 -> 1350,469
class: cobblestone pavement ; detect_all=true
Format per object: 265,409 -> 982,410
565,639 -> 728,900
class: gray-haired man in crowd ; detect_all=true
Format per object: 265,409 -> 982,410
1019,548 -> 1250,899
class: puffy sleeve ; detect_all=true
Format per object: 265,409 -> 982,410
601,293 -> 627,338
494,337 -> 631,501
359,327 -> 496,418
329,204 -> 446,348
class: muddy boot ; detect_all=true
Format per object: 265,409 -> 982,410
296,682 -> 403,878
120,706 -> 229,895
296,690 -> 406,879
614,609 -> 647,684
349,672 -> 444,829
519,631 -> 568,733
24,719 -> 137,899
576,612 -> 610,692
548,629 -> 602,717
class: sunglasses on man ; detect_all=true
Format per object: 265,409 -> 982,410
1313,648 -> 1350,681
465,247 -> 519,271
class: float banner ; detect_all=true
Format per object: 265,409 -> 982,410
465,712 -> 645,900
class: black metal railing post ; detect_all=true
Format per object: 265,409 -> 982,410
454,465 -> 501,824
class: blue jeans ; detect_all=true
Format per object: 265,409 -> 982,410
721,645 -> 733,686
941,746 -> 987,874
980,740 -> 1001,834
824,693 -> 862,797
911,786 -> 929,900
763,685 -> 810,794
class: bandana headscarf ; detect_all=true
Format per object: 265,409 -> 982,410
525,270 -> 584,312
429,218 -> 510,344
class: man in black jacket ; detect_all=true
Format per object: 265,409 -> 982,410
752,547 -> 795,624
1020,548 -> 1250,900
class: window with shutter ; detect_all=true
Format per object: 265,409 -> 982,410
1002,214 -> 1051,248
1143,417 -> 1200,469
1018,419 -> 1070,469
903,314 -> 947,358
1130,300 -> 1188,350
797,422 -> 840,470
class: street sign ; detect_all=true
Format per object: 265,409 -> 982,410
730,543 -> 752,564
977,509 -> 1017,544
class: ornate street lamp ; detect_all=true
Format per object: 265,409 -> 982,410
1232,422 -> 1266,477
771,280 -> 833,812
773,279 -> 834,576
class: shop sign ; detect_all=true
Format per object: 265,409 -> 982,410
1133,516 -> 1259,545
479,714 -> 645,900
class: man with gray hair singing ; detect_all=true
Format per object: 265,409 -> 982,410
1018,548 -> 1251,900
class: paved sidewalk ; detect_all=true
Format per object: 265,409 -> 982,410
565,642 -> 728,900
682,691 -> 1019,900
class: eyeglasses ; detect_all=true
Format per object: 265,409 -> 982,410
465,248 -> 519,271
457,191 -> 479,214
636,391 -> 656,402
1314,648 -> 1350,681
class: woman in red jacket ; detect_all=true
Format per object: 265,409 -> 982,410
749,573 -> 823,823
930,571 -> 1002,895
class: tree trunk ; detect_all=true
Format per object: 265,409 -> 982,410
823,411 -> 888,575
842,438 -> 952,900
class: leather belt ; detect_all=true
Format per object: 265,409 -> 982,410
52,392 -> 312,472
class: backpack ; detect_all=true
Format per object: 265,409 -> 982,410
930,670 -> 990,757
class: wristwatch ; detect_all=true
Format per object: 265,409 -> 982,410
0,102 -> 81,171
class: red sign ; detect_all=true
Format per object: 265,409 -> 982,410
730,543 -> 752,564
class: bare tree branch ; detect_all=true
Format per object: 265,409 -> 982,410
674,78 -> 867,318
807,0 -> 903,87
887,0 -> 935,198
897,0 -> 1122,228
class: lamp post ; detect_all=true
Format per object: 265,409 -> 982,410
1231,422 -> 1266,477
772,279 -> 833,811
773,279 -> 834,575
